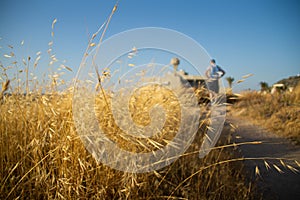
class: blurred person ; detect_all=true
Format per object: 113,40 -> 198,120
205,59 -> 225,102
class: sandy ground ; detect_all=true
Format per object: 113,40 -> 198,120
226,115 -> 300,200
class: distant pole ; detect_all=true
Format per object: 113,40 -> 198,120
170,57 -> 180,73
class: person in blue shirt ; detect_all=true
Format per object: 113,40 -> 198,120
205,59 -> 225,96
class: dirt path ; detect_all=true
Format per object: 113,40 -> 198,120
227,115 -> 300,200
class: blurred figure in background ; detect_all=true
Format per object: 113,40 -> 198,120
205,59 -> 225,102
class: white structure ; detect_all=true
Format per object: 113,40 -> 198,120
271,83 -> 285,94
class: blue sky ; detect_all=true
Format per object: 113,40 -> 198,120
1,0 -> 299,92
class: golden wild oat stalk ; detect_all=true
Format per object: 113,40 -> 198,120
94,84 -> 181,153
0,79 -> 10,100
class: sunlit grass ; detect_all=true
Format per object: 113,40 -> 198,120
1,2 -> 299,199
231,86 -> 300,144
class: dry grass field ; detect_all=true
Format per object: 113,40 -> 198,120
231,84 -> 300,144
2,4 -> 292,198
0,83 -> 256,199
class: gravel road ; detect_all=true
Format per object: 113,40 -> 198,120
227,115 -> 300,200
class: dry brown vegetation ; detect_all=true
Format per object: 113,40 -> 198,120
1,16 -> 296,199
1,39 -> 255,198
0,4 -> 260,198
231,84 -> 300,144
0,84 -> 257,199
94,85 -> 182,153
